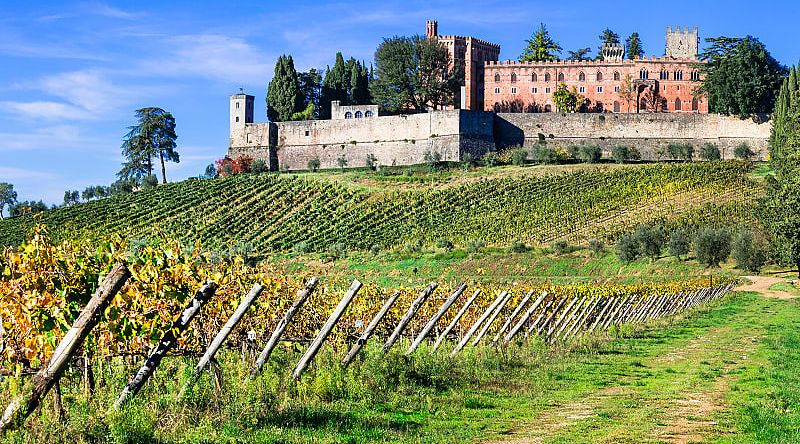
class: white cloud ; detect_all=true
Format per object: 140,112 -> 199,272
0,166 -> 57,182
87,3 -> 143,20
0,124 -> 102,152
0,101 -> 89,121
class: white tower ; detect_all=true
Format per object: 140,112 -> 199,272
230,93 -> 254,137
666,26 -> 699,59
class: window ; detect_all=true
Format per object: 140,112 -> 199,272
596,71 -> 603,81
545,73 -> 551,82
614,85 -> 620,92
494,73 -> 500,83
545,87 -> 551,94
355,111 -> 363,118
236,102 -> 240,109
246,133 -> 252,143
640,69 -> 649,80
511,87 -> 518,94
597,86 -> 603,93
304,131 -> 310,137
579,86 -> 585,93
494,87 -> 500,94
365,110 -> 373,117
545,104 -> 552,112
660,70 -> 669,80
578,72 -> 586,82
344,111 -> 353,119
235,116 -> 239,122
691,71 -> 700,81
613,71 -> 620,81
613,101 -> 620,113
677,85 -> 680,91
532,87 -> 538,94
532,73 -> 538,82
692,98 -> 699,111
511,72 -> 517,83
673,70 -> 683,81
674,98 -> 682,111
558,72 -> 565,82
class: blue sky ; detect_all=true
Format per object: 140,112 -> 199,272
1,0 -> 797,208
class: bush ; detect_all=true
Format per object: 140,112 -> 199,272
466,239 -> 486,253
365,153 -> 378,171
511,148 -> 528,166
532,144 -> 556,165
435,237 -> 454,251
327,242 -> 347,259
611,145 -> 631,164
694,227 -> 732,267
293,241 -> 311,254
734,143 -> 755,160
700,143 -> 721,161
732,229 -> 767,272
141,175 -> 159,189
509,241 -> 528,253
588,240 -> 605,255
403,239 -> 423,254
578,145 -> 602,164
496,149 -> 514,165
668,229 -> 691,260
667,143 -> 694,162
250,159 -> 269,173
424,149 -> 443,169
633,225 -> 664,260
307,158 -> 321,172
481,152 -> 499,167
617,234 -> 640,263
369,244 -> 381,255
551,240 -> 569,255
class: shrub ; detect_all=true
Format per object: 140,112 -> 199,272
336,155 -> 348,171
250,159 -> 269,173
365,153 -> 378,171
424,149 -> 443,169
481,152 -> 499,167
588,239 -> 605,255
435,237 -> 454,251
668,229 -> 690,260
369,244 -> 381,255
511,148 -> 528,166
293,241 -> 311,254
667,143 -> 694,162
551,240 -> 569,255
496,149 -> 514,165
403,239 -> 423,254
694,227 -> 732,267
633,225 -> 664,260
617,234 -> 640,263
466,239 -> 486,253
327,242 -> 347,259
578,145 -> 602,163
731,229 -> 767,272
307,158 -> 321,172
509,241 -> 528,253
532,144 -> 556,165
611,145 -> 630,164
734,143 -> 755,160
700,143 -> 721,161
628,147 -> 642,161
141,175 -> 159,189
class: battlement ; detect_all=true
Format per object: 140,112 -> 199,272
436,35 -> 501,49
666,25 -> 699,58
485,56 -> 700,67
667,26 -> 699,34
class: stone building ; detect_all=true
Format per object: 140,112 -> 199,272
483,26 -> 707,114
330,100 -> 379,120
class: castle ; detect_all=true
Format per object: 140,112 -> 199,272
228,21 -> 768,171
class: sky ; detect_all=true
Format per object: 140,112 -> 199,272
1,0 -> 797,208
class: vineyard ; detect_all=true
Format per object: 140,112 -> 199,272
0,162 -> 759,254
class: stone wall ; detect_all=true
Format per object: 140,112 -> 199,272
494,113 -> 770,160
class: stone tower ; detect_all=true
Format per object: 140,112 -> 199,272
426,20 -> 438,40
230,93 -> 254,136
602,42 -> 625,61
666,26 -> 699,59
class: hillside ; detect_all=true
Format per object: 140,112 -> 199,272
0,162 -> 760,254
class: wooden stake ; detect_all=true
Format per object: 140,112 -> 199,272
383,283 -> 437,353
504,291 -> 547,345
407,283 -> 467,355
472,291 -> 511,345
432,289 -> 481,352
491,290 -> 534,346
451,291 -> 506,357
341,290 -> 400,368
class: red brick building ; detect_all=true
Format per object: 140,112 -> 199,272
429,22 -> 707,114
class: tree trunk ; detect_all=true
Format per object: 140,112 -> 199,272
159,150 -> 167,184
0,263 -> 130,432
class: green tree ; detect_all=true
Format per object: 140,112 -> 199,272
734,143 -> 755,160
732,229 -> 766,272
519,23 -> 562,62
119,107 -> 179,184
267,54 -> 303,122
694,227 -> 732,267
617,233 -> 640,263
371,35 -> 461,113
307,158 -> 321,172
297,68 -> 322,118
0,183 -> 17,219
700,143 -> 721,161
634,225 -> 664,260
596,28 -> 620,59
552,83 -> 585,113
696,36 -> 786,117
611,145 -> 630,164
566,48 -> 591,61
625,33 -> 644,60
668,229 -> 691,260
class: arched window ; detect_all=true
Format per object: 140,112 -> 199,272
511,72 -> 517,83
355,111 -> 363,118
640,69 -> 649,80
613,71 -> 620,81
596,101 -> 603,111
365,110 -> 373,117
558,72 -> 565,82
344,111 -> 353,119
596,71 -> 603,81
673,70 -> 683,81
691,99 -> 698,111
640,98 -> 647,111
494,73 -> 501,83
544,104 -> 552,112
236,102 -> 240,109
545,73 -> 551,82
613,101 -> 620,113
578,72 -> 585,82
691,71 -> 700,81
532,73 -> 538,82
661,98 -> 668,111
674,98 -> 682,111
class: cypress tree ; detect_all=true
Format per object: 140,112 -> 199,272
320,52 -> 349,118
267,55 -> 302,122
625,33 -> 644,59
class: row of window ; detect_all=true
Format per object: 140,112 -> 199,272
493,99 -> 700,113
496,70 -> 700,83
494,85 -> 622,94
343,110 -> 374,119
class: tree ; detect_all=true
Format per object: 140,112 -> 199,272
519,23 -> 562,62
552,83 -> 586,113
119,107 -> 179,184
0,183 -> 17,219
634,225 -> 664,261
307,158 -> 321,172
694,227 -> 732,267
732,229 -> 766,272
319,55 -> 371,119
298,68 -> 323,118
617,233 -> 640,263
596,28 -> 620,60
612,145 -> 631,164
203,164 -> 216,179
668,229 -> 691,260
734,143 -> 755,160
617,74 -> 634,112
577,145 -> 602,164
9,200 -> 48,217
566,48 -> 592,61
700,143 -> 721,161
267,54 -> 303,122
336,154 -> 348,171
81,186 -> 95,201
696,36 -> 786,118
370,35 -> 461,113
625,33 -> 644,60
365,153 -> 378,171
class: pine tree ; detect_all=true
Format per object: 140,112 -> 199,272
519,23 -> 562,62
625,32 -> 644,59
267,54 -> 303,122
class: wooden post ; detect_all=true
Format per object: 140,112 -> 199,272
547,296 -> 580,338
383,283 -> 438,353
341,291 -> 400,368
291,280 -> 362,380
0,263 -> 130,432
450,291 -> 506,357
526,299 -> 554,336
407,284 -> 467,355
553,296 -> 587,340
471,291 -> 511,345
491,290 -> 533,346
564,296 -> 601,341
114,281 -> 217,409
432,289 -> 481,352
604,296 -> 631,329
504,291 -> 547,345
180,283 -> 264,396
251,277 -> 318,377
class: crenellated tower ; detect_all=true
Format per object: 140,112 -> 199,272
666,26 -> 699,59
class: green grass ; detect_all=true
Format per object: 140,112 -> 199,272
3,291 -> 799,443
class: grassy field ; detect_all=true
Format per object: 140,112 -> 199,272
3,288 -> 799,444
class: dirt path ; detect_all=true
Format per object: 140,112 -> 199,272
736,275 -> 796,299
